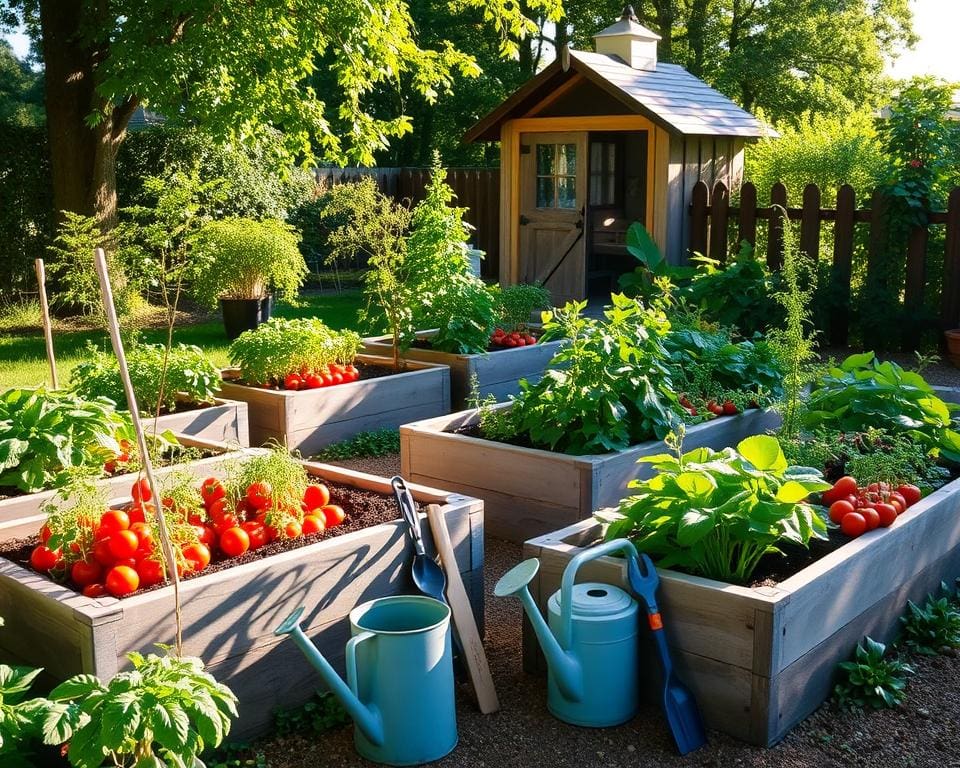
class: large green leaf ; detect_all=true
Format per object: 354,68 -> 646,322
776,480 -> 814,504
677,508 -> 715,546
625,222 -> 663,270
737,434 -> 787,472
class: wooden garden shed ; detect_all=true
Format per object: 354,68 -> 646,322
465,6 -> 771,303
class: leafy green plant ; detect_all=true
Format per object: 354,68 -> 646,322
803,352 -> 960,462
71,342 -> 221,414
426,276 -> 497,354
509,294 -> 682,455
0,387 -> 134,493
191,217 -> 307,307
617,222 -> 694,302
44,651 -> 237,768
602,433 -> 831,583
228,318 -> 361,387
226,447 -> 309,534
313,429 -> 400,461
273,691 -> 349,736
899,582 -> 960,656
0,619 -> 56,767
834,637 -> 913,709
491,283 -> 551,332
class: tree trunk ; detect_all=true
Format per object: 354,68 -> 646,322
652,1 -> 675,62
686,0 -> 710,77
39,0 -> 134,232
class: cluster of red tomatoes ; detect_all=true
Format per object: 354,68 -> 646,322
103,438 -> 134,475
490,328 -> 537,348
822,475 -> 922,537
28,476 -> 347,599
283,362 -> 359,391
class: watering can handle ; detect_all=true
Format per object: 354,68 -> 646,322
345,631 -> 377,700
558,538 -> 638,650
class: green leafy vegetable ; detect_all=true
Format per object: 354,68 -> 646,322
899,582 -> 960,656
834,637 -> 912,710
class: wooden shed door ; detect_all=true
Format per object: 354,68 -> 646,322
519,132 -> 587,305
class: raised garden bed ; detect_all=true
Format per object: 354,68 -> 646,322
522,472 -> 960,746
362,329 -> 564,410
0,454 -> 484,739
149,396 -> 249,447
400,405 -> 781,542
0,434 -> 242,539
218,354 -> 450,454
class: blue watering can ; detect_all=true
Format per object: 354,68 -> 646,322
275,595 -> 457,766
494,538 -> 641,727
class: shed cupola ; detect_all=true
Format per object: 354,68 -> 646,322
592,5 -> 660,71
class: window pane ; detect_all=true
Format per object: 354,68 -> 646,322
590,143 -> 603,171
589,173 -> 602,205
606,173 -> 616,204
557,144 -> 577,176
536,176 -> 555,208
557,176 -> 577,209
536,145 -> 554,175
606,142 -> 616,174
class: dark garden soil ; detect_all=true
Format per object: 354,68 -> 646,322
230,360 -> 398,390
0,479 -> 405,598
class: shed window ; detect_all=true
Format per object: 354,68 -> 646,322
589,141 -> 618,206
536,144 -> 577,209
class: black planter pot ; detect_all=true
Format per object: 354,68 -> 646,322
220,295 -> 274,340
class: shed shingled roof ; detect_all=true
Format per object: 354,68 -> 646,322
464,48 -> 772,142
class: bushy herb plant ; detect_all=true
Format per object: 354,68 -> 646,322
71,341 -> 220,414
313,429 -> 400,461
602,433 -> 830,583
899,582 -> 960,656
507,294 -> 683,455
226,447 -> 309,534
803,352 -> 960,462
834,637 -> 913,710
229,318 -> 361,386
0,387 -> 134,493
491,283 -> 551,332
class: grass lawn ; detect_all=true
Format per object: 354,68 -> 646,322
0,291 -> 366,389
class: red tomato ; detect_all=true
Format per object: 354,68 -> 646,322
897,484 -> 922,507
867,481 -> 891,494
284,373 -> 302,391
840,512 -> 867,537
240,521 -> 268,550
108,529 -> 140,560
30,545 -> 62,572
195,525 -> 217,549
246,481 -> 272,510
284,520 -> 303,538
829,500 -> 855,525
321,504 -> 346,528
861,506 -> 880,531
93,539 -> 116,567
303,483 -> 331,510
39,524 -> 52,544
515,338 -> 527,346
99,509 -> 130,533
820,486 -> 841,506
82,583 -> 107,598
302,514 -> 326,535
832,476 -> 858,498
136,559 -> 165,586
71,560 -> 102,587
201,477 -> 226,507
131,478 -> 152,504
722,400 -> 739,415
214,513 -> 240,534
113,557 -> 138,570
523,335 -> 537,345
305,373 -> 323,389
105,565 -> 140,597
330,372 -> 344,385
126,504 -> 146,525
182,543 -> 211,572
875,503 -> 897,528
206,498 -> 227,522
345,365 -> 359,382
320,372 -> 334,387
220,527 -> 250,557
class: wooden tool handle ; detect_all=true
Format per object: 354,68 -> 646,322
34,258 -> 58,389
425,503 -> 500,714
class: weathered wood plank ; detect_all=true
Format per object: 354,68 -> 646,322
737,181 -> 757,250
830,184 -> 856,346
799,184 -> 821,260
709,181 -> 729,264
940,187 -> 960,331
767,183 -> 787,269
689,180 -> 709,257
150,399 -> 249,446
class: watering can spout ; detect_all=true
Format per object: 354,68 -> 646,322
494,560 -> 584,701
274,607 -> 385,747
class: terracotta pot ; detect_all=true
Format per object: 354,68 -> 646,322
945,329 -> 960,368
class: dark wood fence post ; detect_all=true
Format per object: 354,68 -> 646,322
709,181 -> 729,264
941,187 -> 960,331
689,180 -> 709,258
830,184 -> 856,347
800,184 -> 821,260
767,183 -> 787,269
903,221 -> 929,345
737,182 -> 757,253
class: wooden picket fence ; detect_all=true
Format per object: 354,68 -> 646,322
314,166 -> 501,278
689,180 -> 960,346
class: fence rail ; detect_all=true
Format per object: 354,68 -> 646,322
689,180 -> 960,346
314,166 -> 501,278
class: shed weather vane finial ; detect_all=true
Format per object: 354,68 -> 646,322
621,5 -> 639,22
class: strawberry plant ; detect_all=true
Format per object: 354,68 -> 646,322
228,318 -> 362,387
0,388 -> 134,493
71,341 -> 220,415
601,433 -> 831,583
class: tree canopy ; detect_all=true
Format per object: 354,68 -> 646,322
0,38 -> 42,126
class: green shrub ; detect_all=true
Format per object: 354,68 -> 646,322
899,582 -> 960,656
191,217 -> 307,307
228,317 -> 361,386
71,342 -> 221,414
834,637 -> 912,710
491,283 -> 551,331
313,429 -> 401,461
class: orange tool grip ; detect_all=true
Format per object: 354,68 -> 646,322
648,612 -> 663,631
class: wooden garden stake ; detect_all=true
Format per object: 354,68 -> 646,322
34,258 -> 58,389
425,502 -> 500,714
92,247 -> 184,655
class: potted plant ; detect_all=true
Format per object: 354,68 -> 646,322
191,217 -> 307,339
945,328 -> 960,367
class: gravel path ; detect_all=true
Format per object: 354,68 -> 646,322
252,453 -> 960,768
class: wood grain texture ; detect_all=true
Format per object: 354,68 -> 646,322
151,399 -> 248,446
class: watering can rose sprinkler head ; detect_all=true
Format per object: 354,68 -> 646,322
495,538 -> 642,728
